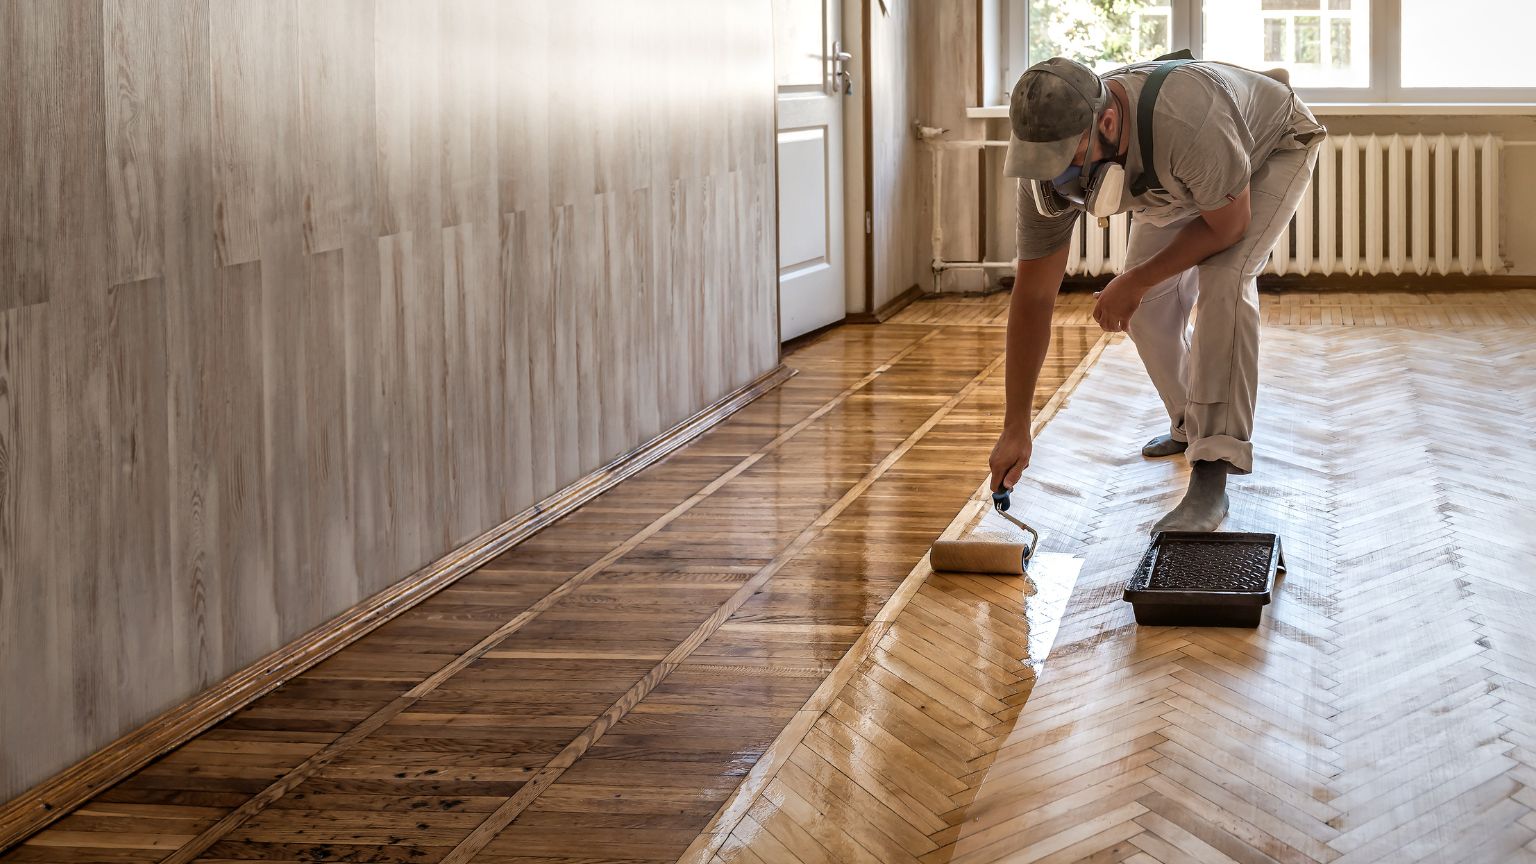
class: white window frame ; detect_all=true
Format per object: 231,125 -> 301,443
991,0 -> 1536,107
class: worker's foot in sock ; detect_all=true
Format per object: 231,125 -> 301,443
1151,460 -> 1230,534
1141,434 -> 1188,458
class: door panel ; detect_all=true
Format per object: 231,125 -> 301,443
773,0 -> 845,341
777,128 -> 829,272
774,0 -> 827,88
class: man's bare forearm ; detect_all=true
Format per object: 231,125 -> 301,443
1004,246 -> 1071,430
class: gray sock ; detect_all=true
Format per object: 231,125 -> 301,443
1151,460 -> 1231,535
1141,434 -> 1188,458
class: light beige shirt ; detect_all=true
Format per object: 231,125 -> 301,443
1015,60 -> 1325,260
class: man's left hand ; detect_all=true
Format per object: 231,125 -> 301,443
1092,271 -> 1147,333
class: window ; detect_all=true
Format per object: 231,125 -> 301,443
1400,0 -> 1536,90
1009,0 -> 1174,76
1205,0 -> 1370,90
992,0 -> 1536,105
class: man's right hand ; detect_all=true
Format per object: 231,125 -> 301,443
989,425 -> 1033,493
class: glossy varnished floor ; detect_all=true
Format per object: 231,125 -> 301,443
3,294 -> 1101,861
699,288 -> 1536,864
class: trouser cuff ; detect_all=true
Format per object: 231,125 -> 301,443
1186,435 -> 1252,475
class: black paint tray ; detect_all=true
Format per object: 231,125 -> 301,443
1123,531 -> 1284,627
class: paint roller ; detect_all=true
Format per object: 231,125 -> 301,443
927,486 -> 1040,575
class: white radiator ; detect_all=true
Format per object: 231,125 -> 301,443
1065,133 -> 1504,278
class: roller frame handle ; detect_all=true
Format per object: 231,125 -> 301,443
990,485 -> 1039,562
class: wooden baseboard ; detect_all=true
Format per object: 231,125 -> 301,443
1256,273 -> 1536,290
0,363 -> 796,851
844,284 -> 925,324
1057,273 -> 1536,291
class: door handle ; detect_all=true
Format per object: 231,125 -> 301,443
830,40 -> 854,96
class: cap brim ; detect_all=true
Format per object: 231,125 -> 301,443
1003,132 -> 1081,180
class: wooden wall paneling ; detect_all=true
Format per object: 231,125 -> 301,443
376,233 -> 424,570
306,1 -> 391,593
0,0 -> 783,810
46,0 -> 113,771
248,0 -> 357,642
502,209 -> 543,514
441,0 -> 504,543
102,0 -> 211,711
210,260 -> 275,665
590,6 -> 632,465
208,3 -> 281,668
209,0 -> 261,268
104,275 -> 173,746
547,7 -> 591,488
210,0 -> 283,668
701,6 -> 728,407
0,303 -> 59,803
378,0 -> 448,572
298,249 -> 356,616
498,0 -> 550,511
653,178 -> 678,431
0,4 -> 46,311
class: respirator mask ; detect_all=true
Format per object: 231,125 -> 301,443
1029,123 -> 1129,220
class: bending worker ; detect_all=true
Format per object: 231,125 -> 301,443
989,54 -> 1325,533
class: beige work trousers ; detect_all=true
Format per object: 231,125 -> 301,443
1124,144 -> 1319,475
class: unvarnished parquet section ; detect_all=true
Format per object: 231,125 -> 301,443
888,287 -> 1536,328
706,318 -> 1536,863
0,0 -> 777,804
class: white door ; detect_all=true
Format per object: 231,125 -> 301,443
774,0 -> 848,341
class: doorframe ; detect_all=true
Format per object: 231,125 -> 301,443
772,20 -> 783,359
773,0 -> 871,340
859,0 -> 874,316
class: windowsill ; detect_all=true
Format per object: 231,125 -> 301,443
967,102 -> 1536,119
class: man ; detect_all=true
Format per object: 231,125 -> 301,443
989,54 -> 1325,533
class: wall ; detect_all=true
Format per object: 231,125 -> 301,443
865,0 -> 991,307
0,0 -> 778,803
915,0 -> 990,292
868,0 -> 929,307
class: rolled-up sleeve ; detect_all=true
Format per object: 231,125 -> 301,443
1015,180 -> 1078,260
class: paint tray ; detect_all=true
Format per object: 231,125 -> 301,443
1123,532 -> 1284,627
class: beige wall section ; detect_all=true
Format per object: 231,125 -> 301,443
868,0 -> 929,307
0,0 -> 778,804
914,0 -> 988,292
866,0 -> 991,307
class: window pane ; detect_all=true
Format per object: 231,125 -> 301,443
1204,0 -> 1370,88
1294,16 -> 1320,64
1330,19 -> 1351,68
1264,19 -> 1285,62
1401,0 -> 1536,87
1027,0 -> 1172,74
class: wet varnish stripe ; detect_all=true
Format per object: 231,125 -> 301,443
149,328 -> 950,861
9,298 -> 1100,860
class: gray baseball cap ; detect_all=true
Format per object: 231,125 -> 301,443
1004,57 -> 1109,180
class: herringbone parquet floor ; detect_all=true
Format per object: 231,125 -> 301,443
689,302 -> 1536,863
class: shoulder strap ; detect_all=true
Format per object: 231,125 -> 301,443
1129,58 -> 1194,197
